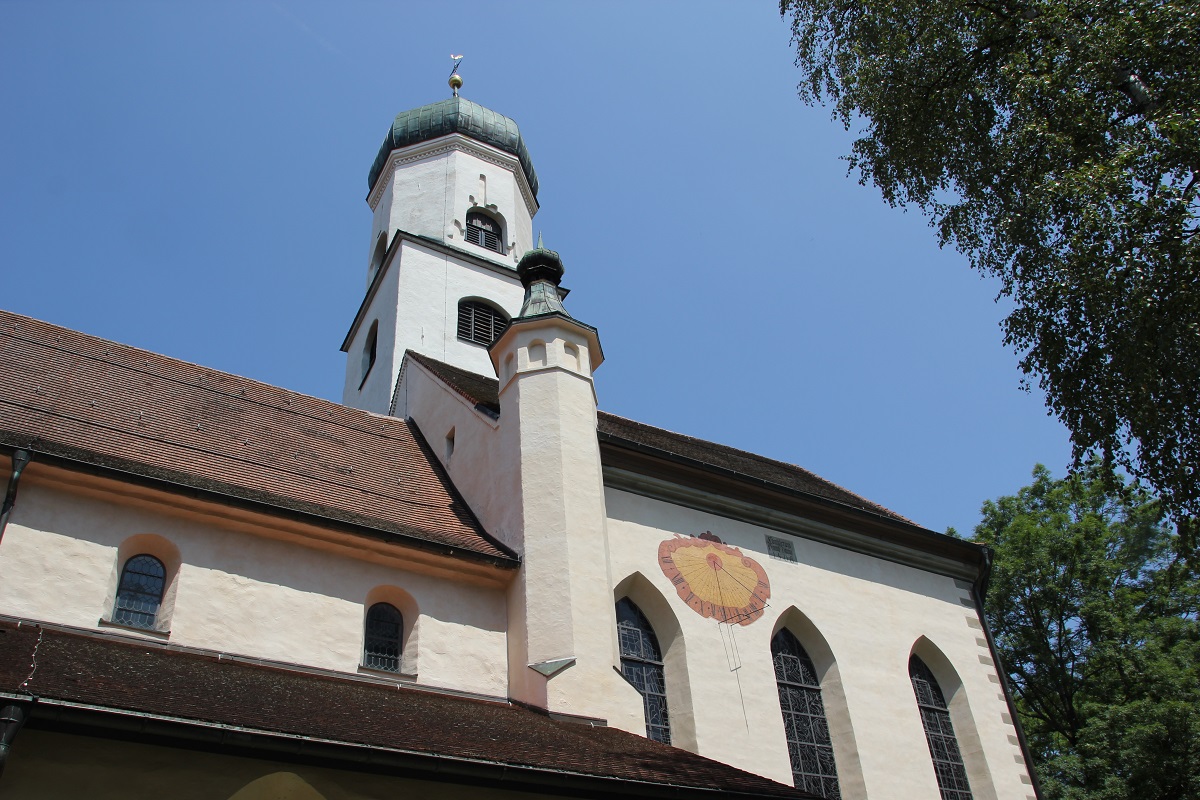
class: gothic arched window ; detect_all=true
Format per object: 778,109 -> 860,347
363,602 -> 404,673
465,211 -> 503,253
909,655 -> 974,800
773,629 -> 841,799
616,598 -> 670,744
457,300 -> 507,346
113,554 -> 166,630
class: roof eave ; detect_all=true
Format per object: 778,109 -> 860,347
1,443 -> 519,571
598,433 -> 987,580
15,698 -> 812,800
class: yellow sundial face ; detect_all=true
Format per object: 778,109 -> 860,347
659,534 -> 770,626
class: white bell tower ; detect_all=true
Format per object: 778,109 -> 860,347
340,80 -> 541,414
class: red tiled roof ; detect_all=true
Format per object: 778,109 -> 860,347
0,622 -> 814,798
406,351 -> 912,524
0,311 -> 513,562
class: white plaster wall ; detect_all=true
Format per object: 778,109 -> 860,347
603,488 -> 1034,800
341,245 -> 401,410
394,360 -> 514,546
370,137 -> 535,272
343,239 -> 525,413
0,483 -> 509,698
394,242 -> 524,380
488,321 -> 646,734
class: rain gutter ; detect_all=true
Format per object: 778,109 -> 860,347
0,450 -> 31,544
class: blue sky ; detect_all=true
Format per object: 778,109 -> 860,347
0,1 -> 1072,535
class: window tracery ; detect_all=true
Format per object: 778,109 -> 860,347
616,598 -> 670,744
364,602 -> 404,673
772,629 -> 840,798
910,654 -> 974,800
113,554 -> 166,630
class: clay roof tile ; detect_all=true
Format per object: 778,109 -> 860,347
0,311 -> 513,563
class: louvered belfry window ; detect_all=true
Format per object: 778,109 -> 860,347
465,211 -> 503,253
910,655 -> 974,800
457,300 -> 507,346
113,554 -> 166,630
364,602 -> 403,672
616,598 -> 671,744
773,629 -> 841,799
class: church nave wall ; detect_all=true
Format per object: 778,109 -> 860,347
0,478 -> 510,699
603,486 -> 1028,799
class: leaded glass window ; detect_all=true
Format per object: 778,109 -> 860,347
616,598 -> 670,744
364,602 -> 403,672
113,554 -> 165,630
773,629 -> 840,799
457,300 -> 507,346
910,655 -> 974,800
465,211 -> 503,253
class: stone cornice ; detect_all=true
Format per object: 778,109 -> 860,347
366,134 -> 539,218
599,443 -> 985,582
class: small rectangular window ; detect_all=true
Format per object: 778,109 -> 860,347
766,535 -> 797,563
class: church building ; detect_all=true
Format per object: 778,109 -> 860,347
0,79 -> 1039,800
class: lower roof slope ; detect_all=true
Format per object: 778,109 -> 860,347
0,311 -> 513,563
405,351 -> 913,524
0,621 -> 813,799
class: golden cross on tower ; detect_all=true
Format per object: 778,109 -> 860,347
449,55 -> 464,96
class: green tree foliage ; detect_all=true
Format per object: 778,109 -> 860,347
780,0 -> 1200,534
974,463 -> 1200,799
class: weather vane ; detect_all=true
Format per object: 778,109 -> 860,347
449,54 -> 464,96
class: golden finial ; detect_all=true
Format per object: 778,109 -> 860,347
449,55 -> 464,96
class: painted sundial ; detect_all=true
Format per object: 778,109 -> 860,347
658,532 -> 770,625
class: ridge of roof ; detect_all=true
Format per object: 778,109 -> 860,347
0,621 -> 813,799
0,310 -> 514,563
407,350 -> 502,415
402,352 -> 914,525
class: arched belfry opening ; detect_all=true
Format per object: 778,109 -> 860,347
465,210 -> 504,253
456,299 -> 508,347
